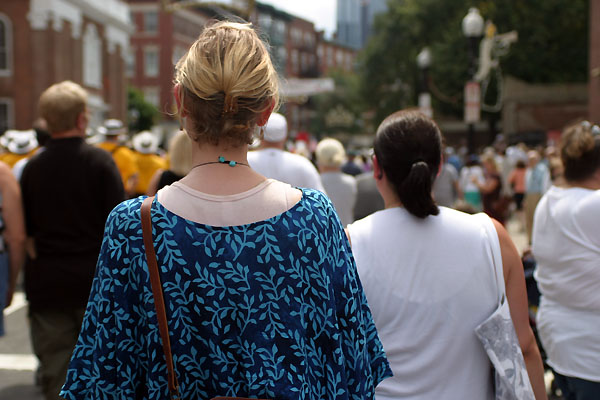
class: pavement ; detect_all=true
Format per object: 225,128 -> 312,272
0,292 -> 42,400
0,215 -> 531,400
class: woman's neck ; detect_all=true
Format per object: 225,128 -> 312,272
180,139 -> 266,195
190,142 -> 250,166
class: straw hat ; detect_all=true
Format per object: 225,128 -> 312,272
103,119 -> 126,136
6,130 -> 38,154
132,131 -> 160,154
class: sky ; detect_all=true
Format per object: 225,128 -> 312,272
258,0 -> 337,37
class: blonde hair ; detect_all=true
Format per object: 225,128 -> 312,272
316,138 -> 346,168
480,152 -> 498,172
38,81 -> 88,135
168,130 -> 193,176
174,21 -> 280,147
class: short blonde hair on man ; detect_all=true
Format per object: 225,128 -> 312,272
316,138 -> 346,169
174,21 -> 280,147
38,81 -> 88,135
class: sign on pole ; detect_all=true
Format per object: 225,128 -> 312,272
464,81 -> 481,123
418,93 -> 433,118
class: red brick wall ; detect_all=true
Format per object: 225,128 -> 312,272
0,0 -> 34,129
0,1 -> 128,129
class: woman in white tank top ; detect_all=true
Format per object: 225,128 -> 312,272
347,110 -> 547,400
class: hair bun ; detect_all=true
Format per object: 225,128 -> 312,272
562,123 -> 595,159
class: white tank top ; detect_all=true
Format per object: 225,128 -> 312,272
348,207 -> 498,400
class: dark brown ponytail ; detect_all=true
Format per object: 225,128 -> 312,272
374,110 -> 441,219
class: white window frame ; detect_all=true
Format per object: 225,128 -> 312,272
83,24 -> 102,88
0,98 -> 14,134
143,46 -> 159,78
126,46 -> 136,78
0,14 -> 13,77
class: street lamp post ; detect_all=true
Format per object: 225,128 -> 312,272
416,47 -> 433,118
462,7 -> 484,155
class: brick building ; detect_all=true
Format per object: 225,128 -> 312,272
126,1 -> 213,120
0,0 -> 131,133
317,37 -> 356,75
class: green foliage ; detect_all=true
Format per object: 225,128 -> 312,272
358,0 -> 589,124
127,87 -> 158,133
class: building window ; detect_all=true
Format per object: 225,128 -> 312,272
172,45 -> 187,66
274,20 -> 285,36
0,99 -> 13,134
291,49 -> 299,74
0,14 -> 13,76
291,28 -> 302,45
83,24 -> 102,88
143,46 -> 159,77
126,47 -> 136,78
277,47 -> 286,63
143,11 -> 158,33
143,87 -> 160,109
258,14 -> 272,30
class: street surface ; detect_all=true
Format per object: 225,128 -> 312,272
0,216 -> 530,400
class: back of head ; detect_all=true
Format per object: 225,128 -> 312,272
38,81 -> 87,135
174,21 -> 279,147
315,138 -> 346,169
560,121 -> 600,182
374,110 -> 441,219
168,130 -> 193,176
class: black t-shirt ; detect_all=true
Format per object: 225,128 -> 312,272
157,169 -> 184,192
20,137 -> 125,310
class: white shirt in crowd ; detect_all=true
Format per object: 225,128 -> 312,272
348,207 -> 499,400
459,165 -> 485,193
532,186 -> 600,382
319,171 -> 357,227
247,148 -> 325,193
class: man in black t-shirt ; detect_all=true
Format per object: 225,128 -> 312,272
20,81 -> 124,400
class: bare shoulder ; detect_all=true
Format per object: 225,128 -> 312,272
0,161 -> 15,186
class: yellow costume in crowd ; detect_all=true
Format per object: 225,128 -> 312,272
134,152 -> 166,195
97,141 -> 139,196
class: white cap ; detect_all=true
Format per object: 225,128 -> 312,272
6,130 -> 38,155
104,119 -> 126,136
263,113 -> 287,142
132,131 -> 160,154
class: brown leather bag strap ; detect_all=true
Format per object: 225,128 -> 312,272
141,196 -> 181,400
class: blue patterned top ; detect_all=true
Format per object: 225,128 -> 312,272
61,189 -> 391,399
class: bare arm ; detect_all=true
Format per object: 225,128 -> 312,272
0,164 -> 26,308
493,219 -> 547,400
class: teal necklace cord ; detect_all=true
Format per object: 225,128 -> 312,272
191,156 -> 249,170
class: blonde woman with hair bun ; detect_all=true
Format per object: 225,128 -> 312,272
531,120 -> 600,399
61,21 -> 390,400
